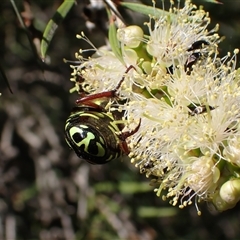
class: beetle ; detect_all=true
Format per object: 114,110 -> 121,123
166,40 -> 209,75
188,105 -> 215,116
184,40 -> 209,74
65,65 -> 141,164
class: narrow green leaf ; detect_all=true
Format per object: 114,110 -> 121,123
10,0 -> 41,65
119,182 -> 152,193
15,184 -> 38,204
120,2 -> 171,18
0,64 -> 13,94
107,11 -> 124,65
41,0 -> 75,60
138,206 -> 177,217
10,0 -> 26,30
94,181 -> 152,194
203,0 -> 222,4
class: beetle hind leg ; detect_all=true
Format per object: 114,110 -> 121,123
117,119 -> 141,154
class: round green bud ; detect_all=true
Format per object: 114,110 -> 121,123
117,25 -> 144,48
220,179 -> 240,206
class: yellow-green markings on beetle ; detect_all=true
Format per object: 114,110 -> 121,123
105,152 -> 119,161
80,112 -> 101,119
108,120 -> 121,137
69,125 -> 105,157
97,136 -> 106,157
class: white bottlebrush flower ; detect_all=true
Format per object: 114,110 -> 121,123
68,0 -> 240,214
146,0 -> 220,66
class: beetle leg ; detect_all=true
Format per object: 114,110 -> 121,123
75,65 -> 136,105
118,119 -> 141,154
119,119 -> 141,140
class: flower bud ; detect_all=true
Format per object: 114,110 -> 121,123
212,191 -> 236,212
117,25 -> 144,48
219,179 -> 240,206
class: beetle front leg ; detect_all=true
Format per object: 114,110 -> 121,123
118,119 -> 141,154
75,65 -> 136,105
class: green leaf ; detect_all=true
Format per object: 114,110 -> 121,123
138,206 -> 177,217
0,63 -> 13,94
120,2 -> 172,18
41,0 -> 75,60
107,11 -> 124,65
10,0 -> 41,65
94,181 -> 152,194
119,182 -> 152,193
203,0 -> 222,4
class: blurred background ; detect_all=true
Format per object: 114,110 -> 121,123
0,0 -> 240,239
